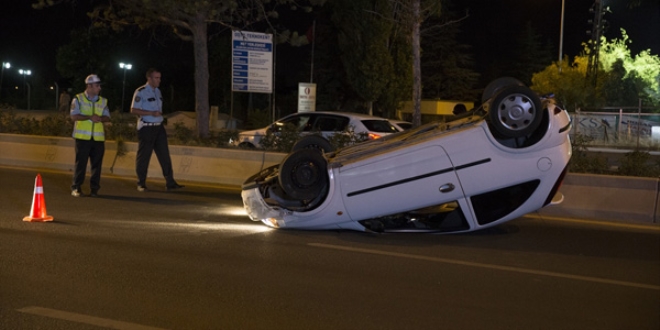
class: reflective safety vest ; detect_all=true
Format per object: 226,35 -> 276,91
72,93 -> 107,141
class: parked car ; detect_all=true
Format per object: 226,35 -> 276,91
241,78 -> 572,233
391,120 -> 413,131
230,111 -> 400,149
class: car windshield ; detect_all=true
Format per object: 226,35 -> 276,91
361,120 -> 399,133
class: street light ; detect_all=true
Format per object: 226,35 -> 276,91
19,69 -> 32,110
558,0 -> 565,73
0,62 -> 10,100
119,62 -> 132,111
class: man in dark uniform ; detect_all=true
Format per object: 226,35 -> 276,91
130,68 -> 184,192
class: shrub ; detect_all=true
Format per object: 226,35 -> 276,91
327,127 -> 370,150
172,122 -> 196,145
211,129 -> 239,148
617,150 -> 660,177
568,134 -> 610,174
39,113 -> 72,137
260,123 -> 300,152
106,111 -> 137,142
259,123 -> 372,153
168,122 -> 239,147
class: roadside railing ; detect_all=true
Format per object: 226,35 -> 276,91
570,110 -> 660,151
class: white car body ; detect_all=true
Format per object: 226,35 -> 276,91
231,111 -> 400,148
391,120 -> 413,131
241,81 -> 572,233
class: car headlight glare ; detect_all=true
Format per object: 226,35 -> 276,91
261,218 -> 280,228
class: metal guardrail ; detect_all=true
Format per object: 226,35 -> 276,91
570,111 -> 660,150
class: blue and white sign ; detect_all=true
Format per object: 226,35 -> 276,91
232,30 -> 273,93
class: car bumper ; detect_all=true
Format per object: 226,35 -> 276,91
241,187 -> 286,228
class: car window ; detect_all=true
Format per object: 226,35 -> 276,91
396,122 -> 413,130
274,114 -> 312,132
361,120 -> 399,133
313,115 -> 350,132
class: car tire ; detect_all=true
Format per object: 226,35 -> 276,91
238,142 -> 256,149
481,77 -> 524,104
279,149 -> 329,200
488,85 -> 543,138
292,135 -> 335,153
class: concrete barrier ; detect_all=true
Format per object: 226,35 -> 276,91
538,173 -> 659,223
1,133 -> 658,223
0,133 -> 285,187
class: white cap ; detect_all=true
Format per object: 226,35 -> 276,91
85,74 -> 101,84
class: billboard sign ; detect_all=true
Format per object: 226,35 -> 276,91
232,31 -> 273,93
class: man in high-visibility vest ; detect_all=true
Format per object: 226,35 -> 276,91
70,74 -> 110,197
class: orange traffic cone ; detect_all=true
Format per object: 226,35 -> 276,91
23,174 -> 54,222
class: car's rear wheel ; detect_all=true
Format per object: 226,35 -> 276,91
292,135 -> 335,153
279,149 -> 329,200
238,142 -> 256,149
488,85 -> 543,138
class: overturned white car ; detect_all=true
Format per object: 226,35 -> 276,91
241,78 -> 572,233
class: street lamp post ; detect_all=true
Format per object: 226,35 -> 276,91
558,0 -> 565,73
0,62 -> 10,100
19,69 -> 31,109
119,62 -> 132,111
53,82 -> 59,110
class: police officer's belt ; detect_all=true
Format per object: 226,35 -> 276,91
141,121 -> 161,126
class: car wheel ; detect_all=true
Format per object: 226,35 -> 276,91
481,77 -> 524,104
238,142 -> 256,149
279,149 -> 329,200
488,85 -> 543,138
292,135 -> 335,153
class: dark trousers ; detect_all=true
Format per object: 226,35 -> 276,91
72,139 -> 105,191
136,125 -> 175,186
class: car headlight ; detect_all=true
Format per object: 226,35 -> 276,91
261,218 -> 280,228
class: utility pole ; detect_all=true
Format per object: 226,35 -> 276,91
586,0 -> 608,86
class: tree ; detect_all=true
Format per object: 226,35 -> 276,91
597,29 -> 660,106
531,57 -> 596,110
387,0 -> 442,127
331,0 -> 397,116
34,0 -> 325,137
420,12 -> 478,101
54,26 -> 133,110
374,29 -> 412,119
508,22 -> 553,86
531,29 -> 660,110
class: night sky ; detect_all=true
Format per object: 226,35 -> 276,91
1,0 -> 658,92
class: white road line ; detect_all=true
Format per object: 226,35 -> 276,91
16,306 -> 168,330
308,243 -> 660,291
524,214 -> 660,231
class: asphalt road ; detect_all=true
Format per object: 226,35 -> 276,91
1,166 -> 658,330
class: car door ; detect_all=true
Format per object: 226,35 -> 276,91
311,114 -> 350,138
338,144 -> 464,221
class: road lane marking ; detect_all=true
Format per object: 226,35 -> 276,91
308,243 -> 660,291
524,214 -> 660,231
16,306 -> 168,330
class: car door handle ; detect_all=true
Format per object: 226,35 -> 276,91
439,183 -> 455,193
